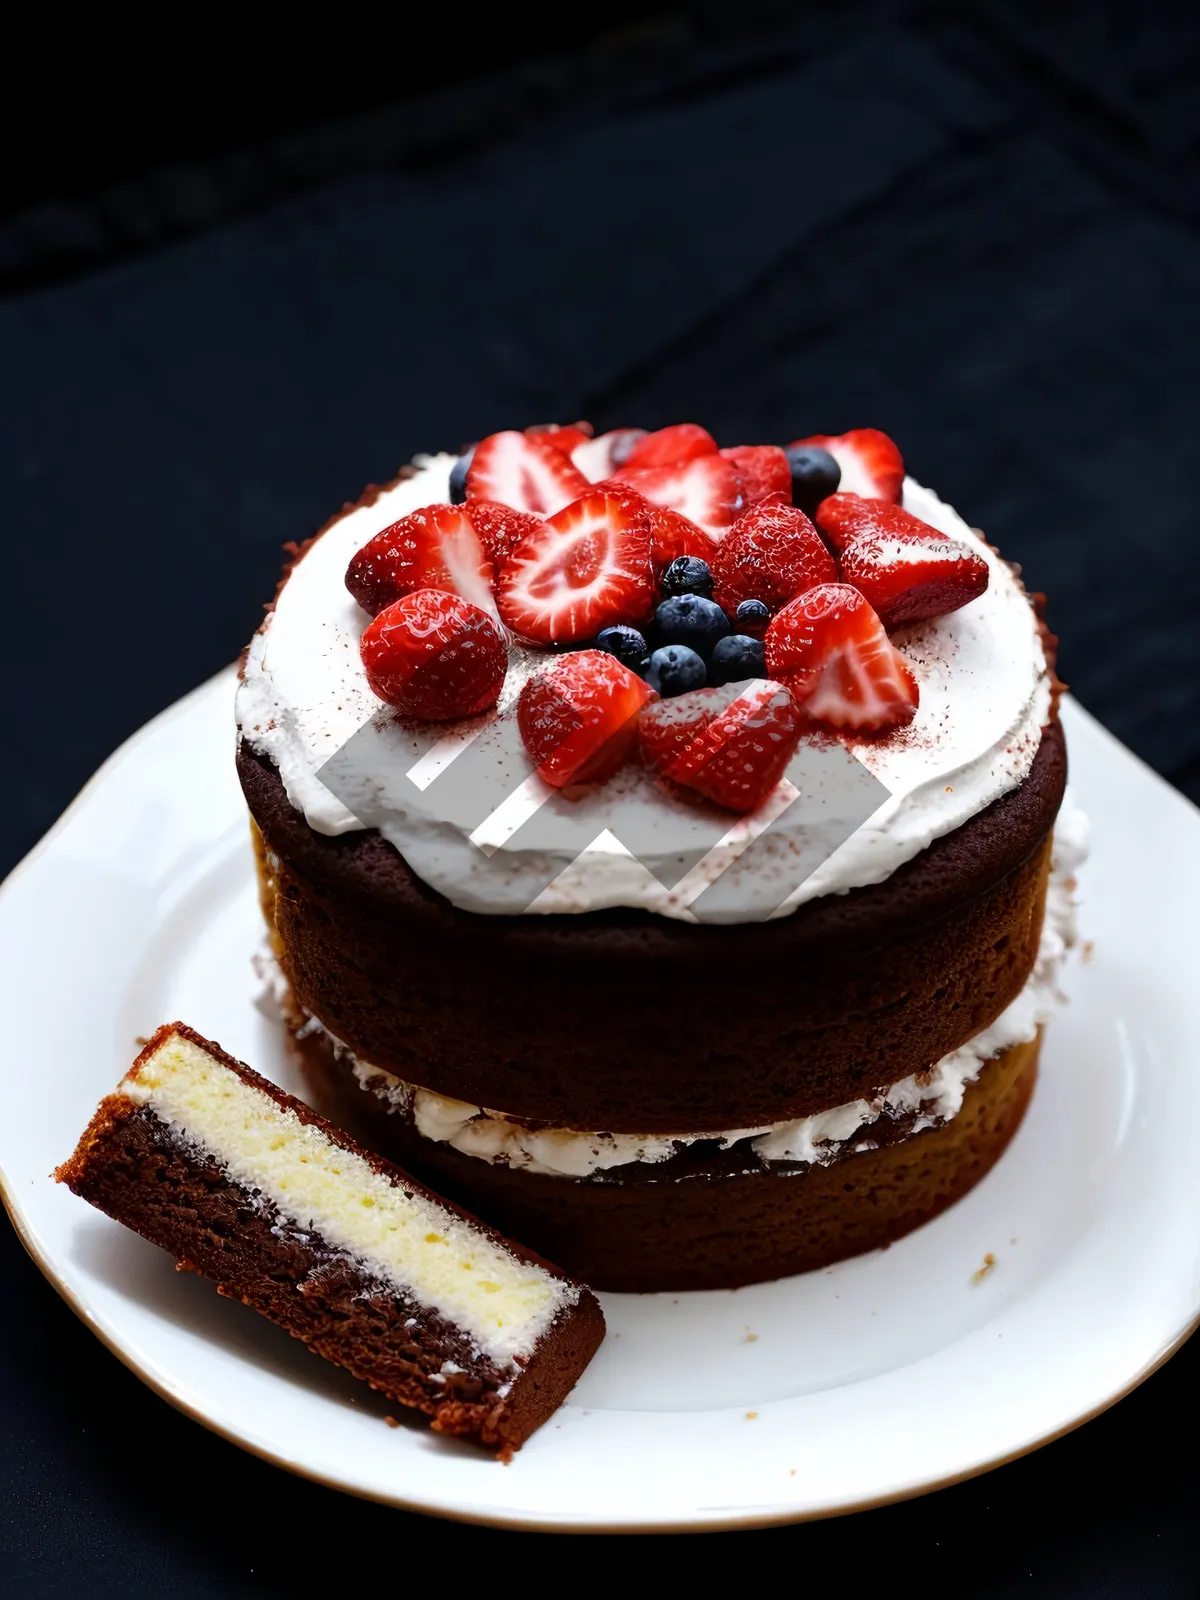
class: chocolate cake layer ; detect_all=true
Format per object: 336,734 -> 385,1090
322,1034 -> 1041,1293
240,716 -> 1064,1130
56,1025 -> 604,1456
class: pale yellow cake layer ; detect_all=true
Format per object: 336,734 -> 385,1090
123,1033 -> 573,1364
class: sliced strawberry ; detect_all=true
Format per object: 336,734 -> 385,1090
710,500 -> 836,616
463,501 -> 545,571
765,584 -> 918,733
466,430 -> 589,517
519,650 -> 655,787
496,489 -> 655,645
526,421 -> 593,456
622,423 -> 717,471
571,428 -> 647,482
645,504 -> 714,569
789,429 -> 904,502
815,492 -> 943,553
839,527 -> 989,629
719,445 -> 791,508
639,680 -> 800,813
346,504 -> 494,617
612,454 -> 742,541
360,590 -> 507,720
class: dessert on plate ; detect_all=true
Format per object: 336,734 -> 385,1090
236,421 -> 1085,1292
57,1024 -> 604,1455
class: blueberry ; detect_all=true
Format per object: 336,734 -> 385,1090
645,645 -> 706,697
710,634 -> 766,686
653,594 -> 730,660
595,625 -> 649,671
448,446 -> 475,505
785,444 -> 840,516
735,598 -> 770,631
660,556 -> 713,599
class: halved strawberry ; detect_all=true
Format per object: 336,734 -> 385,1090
622,423 -> 717,471
612,454 -> 742,541
839,528 -> 989,629
815,492 -> 942,553
496,490 -> 655,645
464,501 -> 545,570
571,428 -> 647,482
645,504 -> 714,569
466,430 -> 589,516
639,679 -> 800,813
719,445 -> 792,508
710,500 -> 836,616
360,590 -> 507,720
518,650 -> 656,787
765,584 -> 918,732
526,421 -> 593,456
346,504 -> 494,616
789,429 -> 904,502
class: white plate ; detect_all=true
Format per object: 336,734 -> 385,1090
2,673 -> 1198,1532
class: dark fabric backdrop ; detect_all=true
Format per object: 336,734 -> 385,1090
3,4 -> 1198,1592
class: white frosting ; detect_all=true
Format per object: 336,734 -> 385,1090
336,804 -> 1086,1177
235,455 -> 1050,921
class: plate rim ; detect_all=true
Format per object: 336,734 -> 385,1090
2,669 -> 1199,1534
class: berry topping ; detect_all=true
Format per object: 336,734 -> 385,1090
463,500 -> 545,570
645,644 -> 707,697
815,492 -> 942,553
622,423 -> 717,471
652,593 -> 731,660
644,505 -> 714,569
639,679 -> 801,813
783,444 -> 840,516
788,429 -> 903,503
526,421 -> 593,456
660,555 -> 714,598
345,504 -> 494,617
613,453 -> 742,541
734,598 -> 771,635
595,624 -> 649,671
765,584 -> 918,732
518,650 -> 655,788
466,429 -> 589,517
839,527 -> 989,629
719,445 -> 792,508
572,428 -> 648,482
709,633 -> 766,685
710,500 -> 836,616
359,591 -> 507,720
448,448 -> 474,505
495,489 -> 655,646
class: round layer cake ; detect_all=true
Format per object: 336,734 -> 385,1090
236,423 -> 1085,1291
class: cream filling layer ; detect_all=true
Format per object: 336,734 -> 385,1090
338,803 -> 1086,1179
122,1032 -> 575,1364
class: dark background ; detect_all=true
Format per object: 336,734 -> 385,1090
3,3 -> 1199,1591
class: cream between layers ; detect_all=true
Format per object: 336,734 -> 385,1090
235,452 -> 1052,922
122,1031 -> 575,1364
334,804 -> 1087,1177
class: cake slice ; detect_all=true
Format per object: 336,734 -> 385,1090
56,1023 -> 605,1457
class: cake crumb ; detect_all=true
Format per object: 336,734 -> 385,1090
384,1415 -> 400,1429
744,1329 -> 758,1343
134,1035 -> 151,1047
1082,940 -> 1095,963
971,1252 -> 997,1285
745,1411 -> 758,1421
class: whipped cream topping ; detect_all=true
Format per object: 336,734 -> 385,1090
328,804 -> 1086,1177
235,453 -> 1051,922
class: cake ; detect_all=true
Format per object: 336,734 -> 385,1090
56,1023 -> 605,1454
236,422 -> 1085,1292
